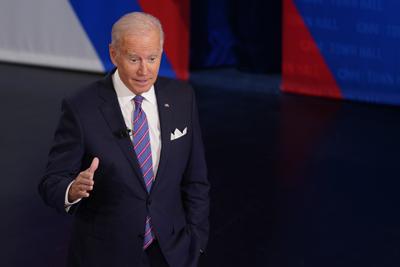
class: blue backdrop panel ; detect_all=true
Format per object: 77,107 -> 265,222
293,0 -> 400,105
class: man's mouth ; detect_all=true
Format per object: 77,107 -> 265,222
135,79 -> 150,84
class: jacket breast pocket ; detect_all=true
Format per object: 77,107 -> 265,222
170,126 -> 188,142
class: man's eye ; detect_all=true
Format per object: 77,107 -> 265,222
129,58 -> 139,63
149,57 -> 157,63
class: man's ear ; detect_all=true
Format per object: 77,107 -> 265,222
109,44 -> 117,66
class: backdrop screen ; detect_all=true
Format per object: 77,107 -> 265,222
282,0 -> 400,105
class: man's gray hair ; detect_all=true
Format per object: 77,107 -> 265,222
111,12 -> 164,48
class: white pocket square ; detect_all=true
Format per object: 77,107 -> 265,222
170,127 -> 187,141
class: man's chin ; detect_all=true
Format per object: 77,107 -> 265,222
130,80 -> 153,93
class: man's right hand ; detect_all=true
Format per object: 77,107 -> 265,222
68,157 -> 99,203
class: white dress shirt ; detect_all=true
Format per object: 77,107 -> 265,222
112,69 -> 162,174
65,70 -> 162,209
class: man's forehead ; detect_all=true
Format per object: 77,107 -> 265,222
120,33 -> 161,46
122,28 -> 160,39
125,51 -> 161,57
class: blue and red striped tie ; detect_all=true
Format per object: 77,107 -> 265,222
132,95 -> 155,249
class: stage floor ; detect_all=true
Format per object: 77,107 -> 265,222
1,63 -> 400,266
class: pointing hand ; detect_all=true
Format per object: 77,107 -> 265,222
68,157 -> 99,203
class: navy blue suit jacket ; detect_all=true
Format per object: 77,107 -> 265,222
39,72 -> 210,267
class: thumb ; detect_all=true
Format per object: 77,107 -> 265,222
88,157 -> 99,174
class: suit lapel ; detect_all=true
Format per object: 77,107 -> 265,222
97,74 -> 148,192
151,79 -> 174,194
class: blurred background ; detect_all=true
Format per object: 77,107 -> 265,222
1,1 -> 400,266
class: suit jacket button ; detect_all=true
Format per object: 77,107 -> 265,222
147,198 -> 152,206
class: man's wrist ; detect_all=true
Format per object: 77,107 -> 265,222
65,181 -> 81,210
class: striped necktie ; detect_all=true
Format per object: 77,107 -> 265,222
132,95 -> 155,249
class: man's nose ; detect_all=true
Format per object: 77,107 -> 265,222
138,61 -> 148,75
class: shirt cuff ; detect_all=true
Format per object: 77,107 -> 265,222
64,181 -> 81,212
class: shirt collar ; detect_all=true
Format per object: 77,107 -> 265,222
112,69 -> 157,106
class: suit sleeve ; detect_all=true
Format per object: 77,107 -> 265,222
181,87 -> 210,254
38,98 -> 84,213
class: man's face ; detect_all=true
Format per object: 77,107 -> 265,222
109,29 -> 162,94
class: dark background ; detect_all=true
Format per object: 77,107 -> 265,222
190,1 -> 281,73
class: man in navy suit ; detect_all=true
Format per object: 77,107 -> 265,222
38,12 -> 210,267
